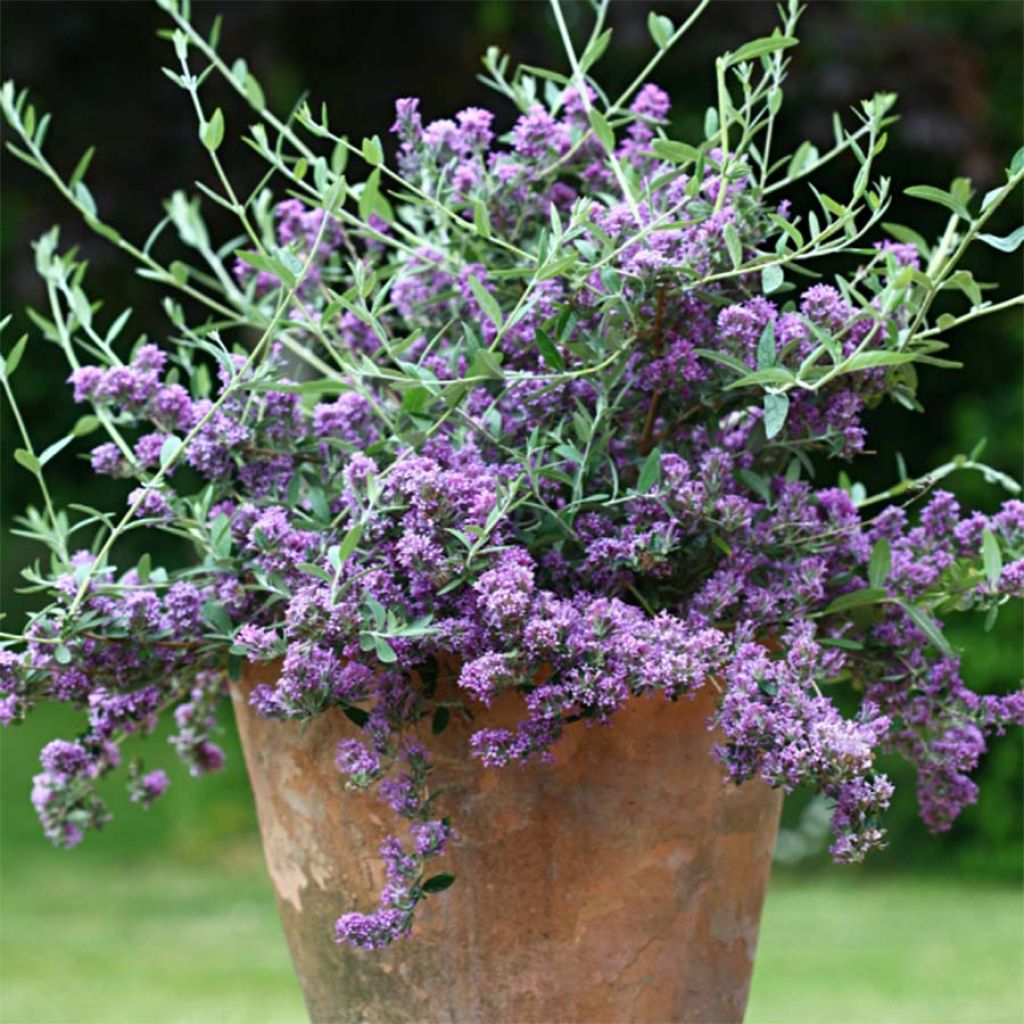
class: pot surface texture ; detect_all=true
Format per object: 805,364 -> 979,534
232,660 -> 782,1024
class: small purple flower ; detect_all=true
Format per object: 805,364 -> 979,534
131,769 -> 170,808
335,739 -> 381,783
128,487 -> 172,521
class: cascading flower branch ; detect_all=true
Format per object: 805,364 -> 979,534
1,0 -> 1022,949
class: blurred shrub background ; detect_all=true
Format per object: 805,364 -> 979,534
1,1 -> 1021,1020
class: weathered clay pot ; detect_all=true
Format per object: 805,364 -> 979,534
232,660 -> 782,1024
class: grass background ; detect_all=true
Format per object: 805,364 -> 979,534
2,851 -> 1021,1023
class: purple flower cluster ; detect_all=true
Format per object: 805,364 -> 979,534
334,742 -> 453,950
4,39 -> 1022,957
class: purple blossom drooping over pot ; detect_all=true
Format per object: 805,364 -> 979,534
2,0 -> 1023,955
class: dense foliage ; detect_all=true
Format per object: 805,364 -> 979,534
1,0 -> 1022,948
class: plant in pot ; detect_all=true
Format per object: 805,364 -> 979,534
2,0 -> 1022,1020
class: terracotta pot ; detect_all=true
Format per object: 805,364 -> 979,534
231,660 -> 782,1024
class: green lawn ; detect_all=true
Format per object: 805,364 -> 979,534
748,877 -> 1024,1024
1,853 -> 1021,1023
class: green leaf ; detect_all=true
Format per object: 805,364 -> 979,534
588,109 -> 615,155
336,522 -> 364,566
72,414 -> 100,437
726,367 -> 795,389
904,185 -> 969,220
976,226 -> 1024,253
1010,146 -> 1024,176
881,222 -> 928,255
900,601 -> 952,655
472,199 -> 491,238
38,435 -> 74,467
761,264 -> 784,294
298,562 -> 333,583
201,108 -> 225,153
243,73 -> 265,111
651,139 -> 699,164
819,637 -> 864,651
841,350 -> 920,373
234,249 -> 291,289
981,528 -> 1003,587
160,435 -> 183,469
756,321 -> 776,369
942,269 -> 983,306
867,538 -> 891,589
694,347 -> 750,376
535,330 -> 564,372
69,287 -> 93,329
787,141 -> 819,179
723,222 -> 742,268
14,448 -> 41,475
737,468 -> 771,503
467,348 -> 504,381
2,334 -> 28,378
536,252 -> 578,281
374,636 -> 397,664
579,28 -> 612,74
467,276 -> 503,330
202,600 -> 234,635
647,12 -> 674,49
431,706 -> 450,735
984,604 -> 999,634
210,513 -> 232,559
703,107 -> 719,140
357,167 -> 393,222
308,487 -> 330,522
637,447 -> 662,493
421,873 -> 455,894
361,135 -> 383,166
762,392 -> 789,439
69,146 -> 96,189
822,587 -> 889,615
342,705 -> 369,728
726,34 -> 799,67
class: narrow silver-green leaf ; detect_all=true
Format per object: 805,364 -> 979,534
160,435 -> 183,469
901,601 -> 953,655
763,392 -> 789,439
201,108 -> 225,153
723,222 -> 742,268
647,12 -> 674,49
588,109 -> 616,155
867,538 -> 891,589
726,34 -> 799,67
976,226 -> 1024,253
904,184 -> 969,220
651,139 -> 699,164
14,448 -> 41,475
637,447 -> 662,493
38,435 -> 74,467
361,135 -> 383,167
2,334 -> 28,378
761,264 -> 784,294
337,521 -> 364,565
467,276 -> 503,330
823,587 -> 889,615
981,528 -> 1003,587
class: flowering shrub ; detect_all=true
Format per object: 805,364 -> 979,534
2,0 -> 1022,949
